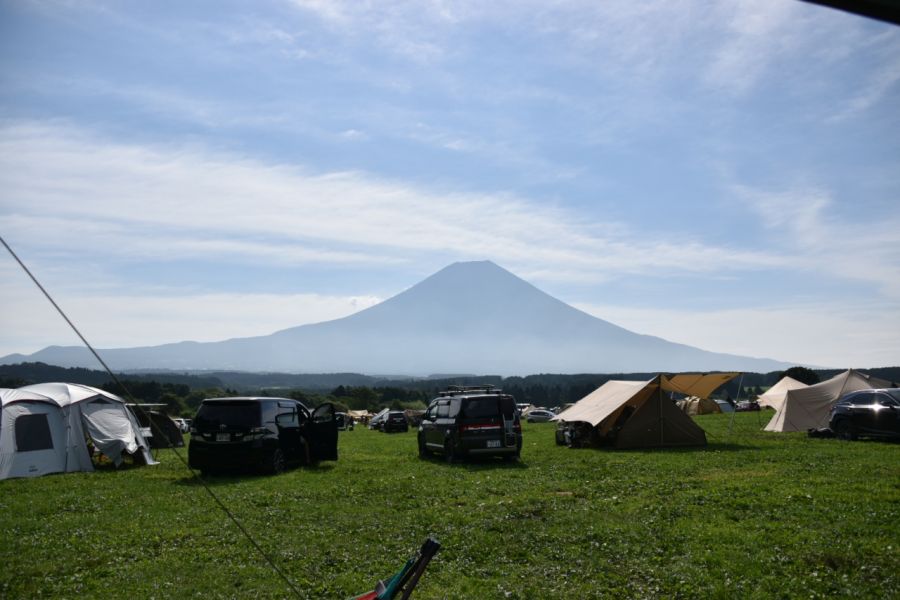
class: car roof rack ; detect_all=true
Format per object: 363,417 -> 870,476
438,385 -> 503,397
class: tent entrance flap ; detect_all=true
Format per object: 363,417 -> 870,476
615,384 -> 707,449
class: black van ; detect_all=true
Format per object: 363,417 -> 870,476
417,386 -> 521,462
189,397 -> 338,475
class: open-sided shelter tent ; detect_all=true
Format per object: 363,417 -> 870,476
128,405 -> 184,449
0,382 -> 155,480
552,373 -> 737,449
757,376 -> 808,411
764,369 -> 892,432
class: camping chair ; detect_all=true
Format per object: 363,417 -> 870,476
351,538 -> 440,600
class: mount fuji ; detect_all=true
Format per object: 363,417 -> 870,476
1,261 -> 791,374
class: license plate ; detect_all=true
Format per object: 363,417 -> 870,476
216,433 -> 230,442
486,439 -> 501,448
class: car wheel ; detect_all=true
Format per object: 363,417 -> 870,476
265,448 -> 286,474
444,439 -> 456,464
834,419 -> 857,441
418,435 -> 429,458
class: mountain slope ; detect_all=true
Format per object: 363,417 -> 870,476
1,261 -> 792,374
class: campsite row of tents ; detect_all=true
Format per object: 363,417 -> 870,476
3,369 -> 891,479
552,369 -> 894,449
0,382 -> 158,480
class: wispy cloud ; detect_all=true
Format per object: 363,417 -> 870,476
735,183 -> 900,299
0,261 -> 382,355
830,45 -> 900,122
0,121 -> 785,280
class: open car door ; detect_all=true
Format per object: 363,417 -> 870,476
309,403 -> 338,461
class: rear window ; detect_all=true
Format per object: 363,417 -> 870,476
195,401 -> 261,429
458,395 -> 517,418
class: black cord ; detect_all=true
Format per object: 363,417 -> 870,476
0,234 -> 302,598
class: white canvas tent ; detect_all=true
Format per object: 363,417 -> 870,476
764,369 -> 892,432
757,376 -> 808,411
0,382 -> 155,480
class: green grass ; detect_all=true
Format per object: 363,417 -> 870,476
1,414 -> 898,599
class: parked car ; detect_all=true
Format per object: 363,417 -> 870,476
368,408 -> 389,430
188,397 -> 338,475
829,389 -> 900,441
335,412 -> 354,431
526,409 -> 556,423
417,386 -> 521,462
735,400 -> 760,412
381,410 -> 409,433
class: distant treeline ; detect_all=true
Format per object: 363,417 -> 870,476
2,362 -> 898,416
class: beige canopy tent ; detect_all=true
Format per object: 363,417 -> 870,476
552,373 -> 737,449
664,373 -> 739,399
764,369 -> 892,432
757,376 -> 808,411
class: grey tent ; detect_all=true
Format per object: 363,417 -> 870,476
0,382 -> 156,480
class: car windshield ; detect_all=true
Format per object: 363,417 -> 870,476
885,389 -> 900,402
195,401 -> 260,429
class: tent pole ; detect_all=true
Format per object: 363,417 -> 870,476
658,377 -> 664,447
727,373 -> 744,436
64,407 -> 70,472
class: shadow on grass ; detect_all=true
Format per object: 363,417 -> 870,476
172,462 -> 335,486
417,453 -> 529,470
560,441 -> 760,454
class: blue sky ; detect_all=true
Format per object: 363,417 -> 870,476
1,0 -> 898,368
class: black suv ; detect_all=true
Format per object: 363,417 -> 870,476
829,389 -> 900,441
381,410 -> 409,433
417,386 -> 522,462
189,397 -> 338,475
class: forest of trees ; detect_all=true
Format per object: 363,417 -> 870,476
2,362 -> 898,417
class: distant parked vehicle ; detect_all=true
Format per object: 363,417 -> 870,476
526,409 -> 556,423
381,410 -> 409,433
829,389 -> 900,441
335,412 -> 354,431
173,418 -> 189,433
369,408 -> 389,430
418,386 -> 521,462
735,400 -> 760,412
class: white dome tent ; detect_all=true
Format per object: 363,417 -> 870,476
0,382 -> 156,480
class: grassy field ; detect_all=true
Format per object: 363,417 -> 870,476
1,413 -> 898,599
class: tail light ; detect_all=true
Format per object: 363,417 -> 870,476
245,426 -> 269,440
513,422 -> 521,433
460,422 -> 502,433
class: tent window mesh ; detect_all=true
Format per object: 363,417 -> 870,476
15,413 -> 54,452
